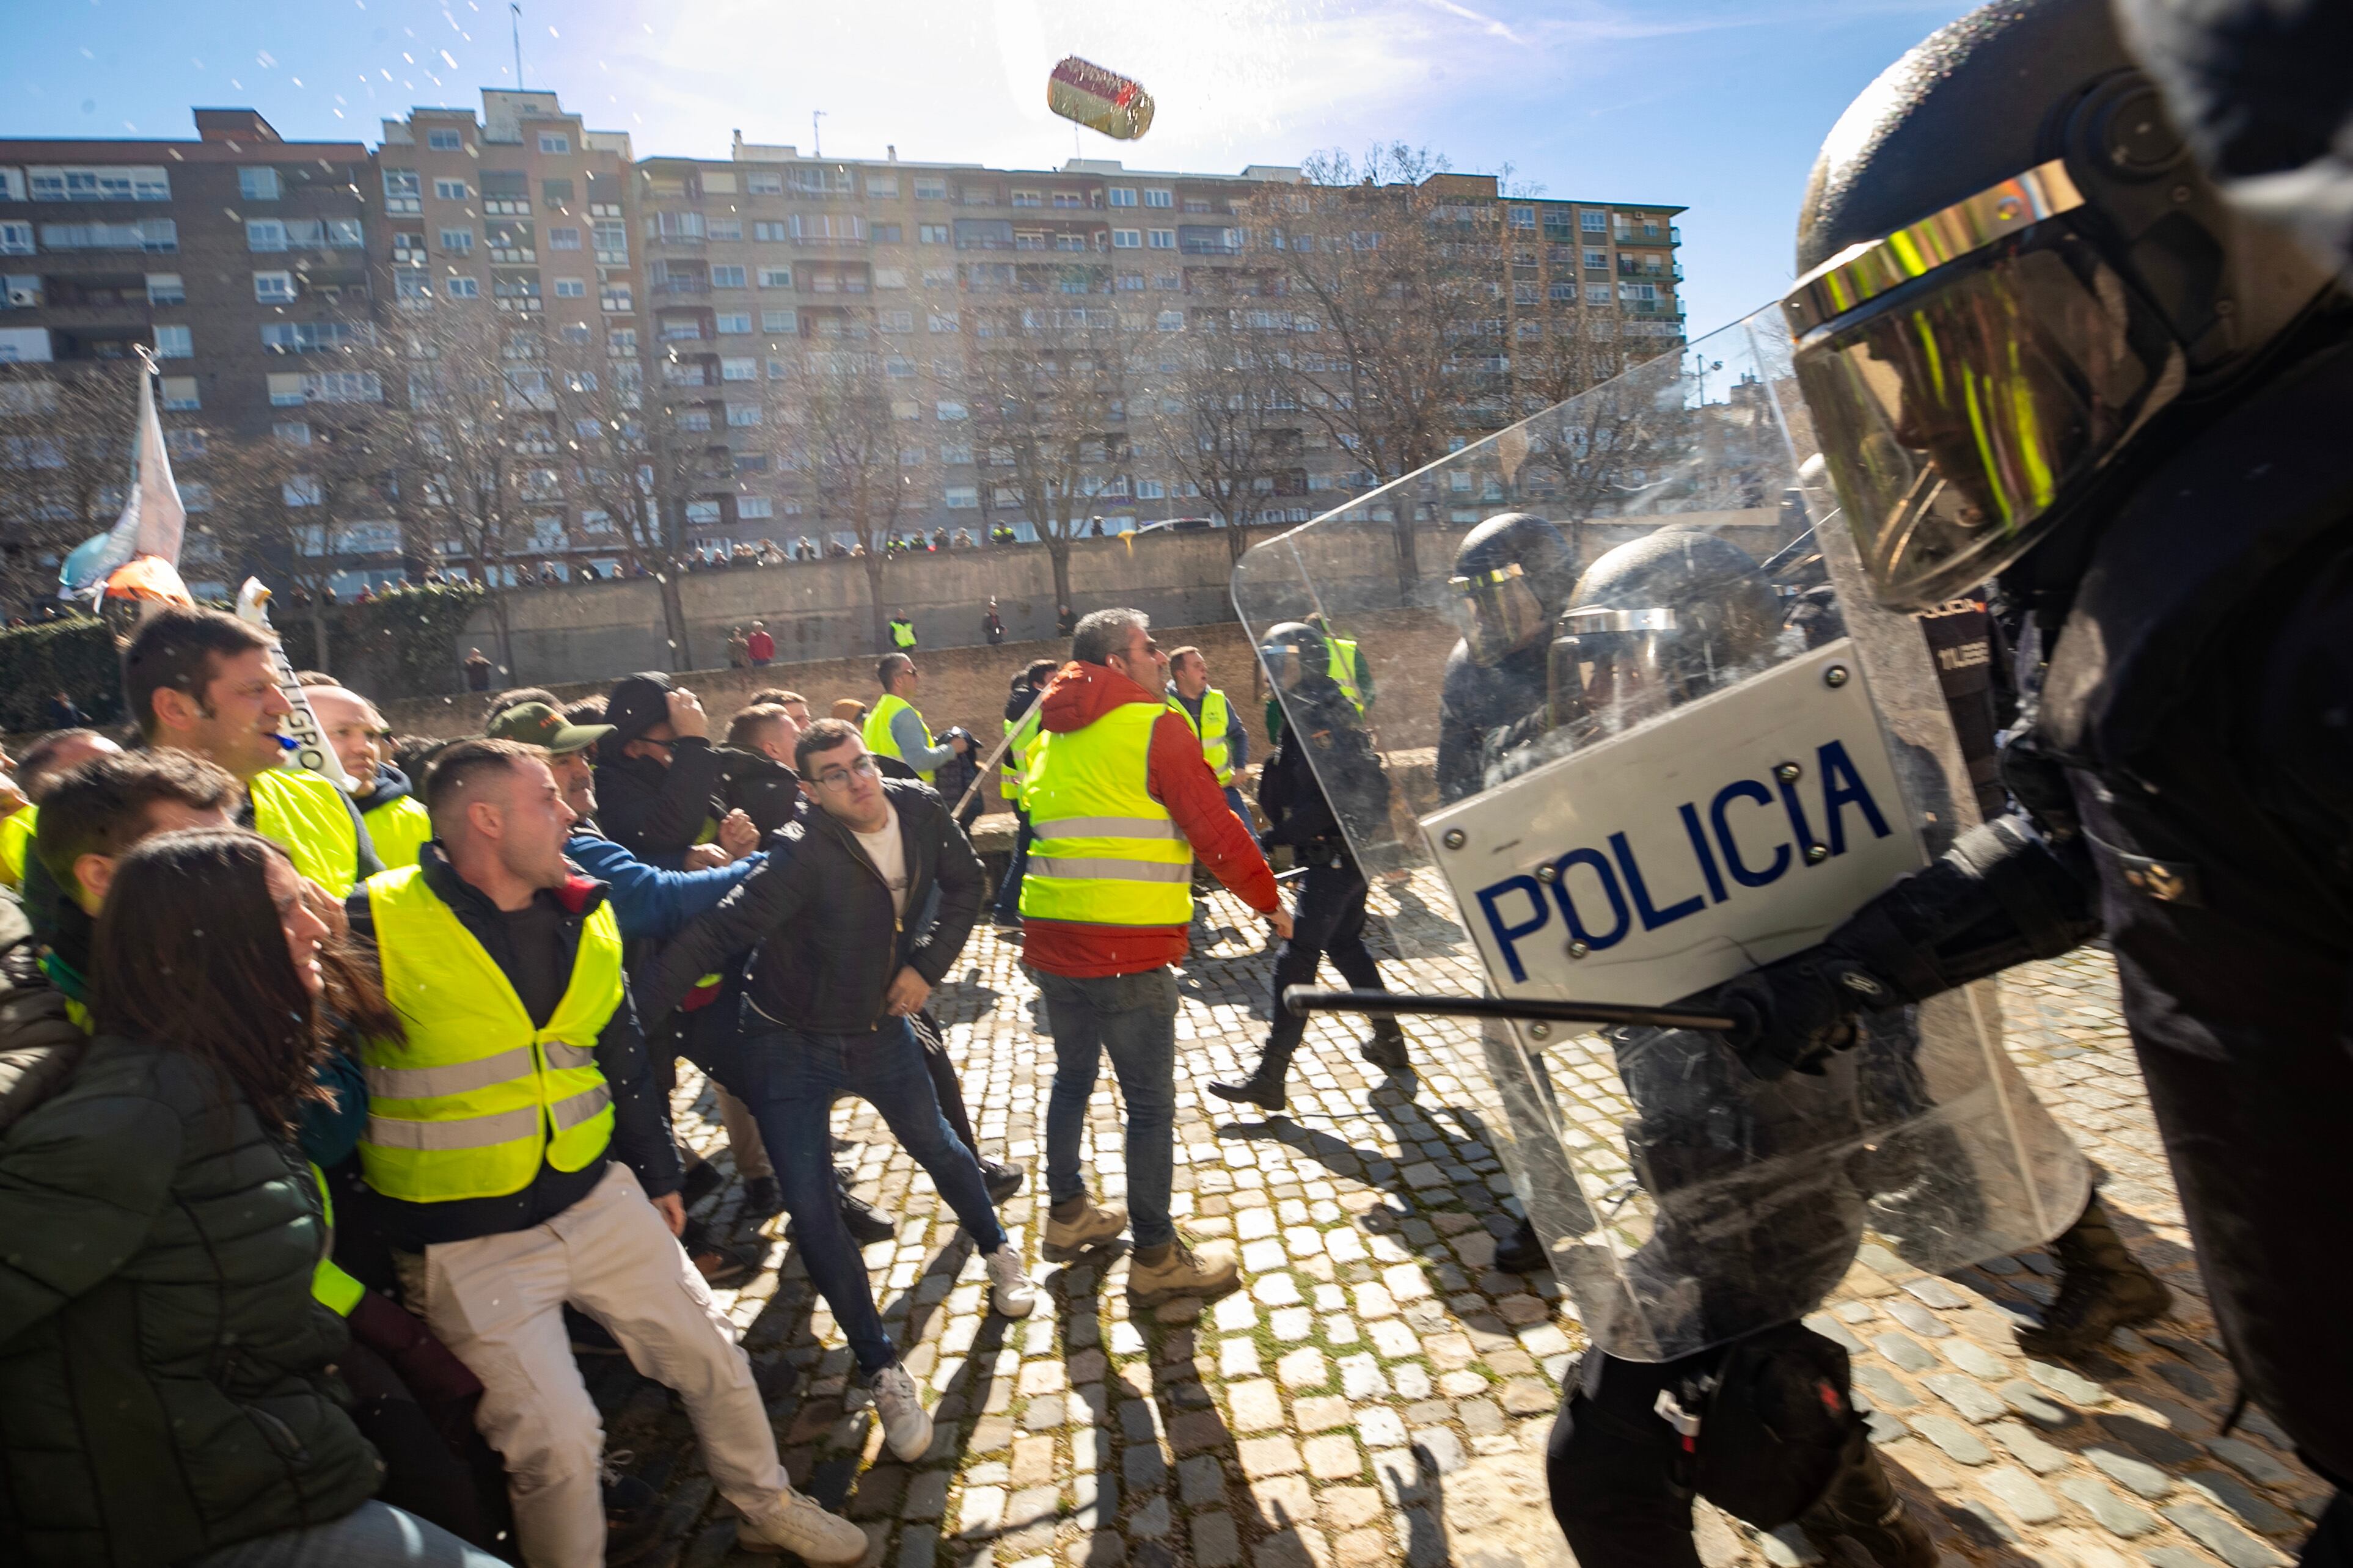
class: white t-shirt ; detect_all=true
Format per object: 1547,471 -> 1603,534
851,804 -> 910,918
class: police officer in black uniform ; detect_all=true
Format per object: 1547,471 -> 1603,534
1211,621 -> 1408,1110
1720,0 -> 2353,1555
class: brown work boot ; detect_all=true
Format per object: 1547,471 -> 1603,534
2016,1194 -> 2173,1358
1042,1196 -> 1129,1262
1127,1239 -> 1240,1306
1797,1428 -> 1937,1568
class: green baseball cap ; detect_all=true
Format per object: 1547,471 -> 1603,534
486,701 -> 615,756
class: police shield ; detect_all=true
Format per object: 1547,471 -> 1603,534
1230,306 -> 2087,1360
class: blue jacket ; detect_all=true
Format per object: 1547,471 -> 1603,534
565,826 -> 761,943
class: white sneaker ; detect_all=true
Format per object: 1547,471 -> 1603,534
984,1244 -> 1039,1319
736,1488 -> 867,1563
870,1363 -> 934,1462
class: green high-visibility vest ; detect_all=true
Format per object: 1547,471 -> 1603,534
249,767 -> 363,897
1001,703 -> 1042,800
364,793 -> 434,870
1169,688 -> 1235,787
359,865 -> 623,1203
1020,701 -> 1192,926
865,692 -> 936,785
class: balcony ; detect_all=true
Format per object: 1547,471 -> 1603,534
654,278 -> 710,297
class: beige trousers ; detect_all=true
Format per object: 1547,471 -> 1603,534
403,1162 -> 787,1567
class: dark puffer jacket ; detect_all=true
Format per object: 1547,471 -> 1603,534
0,1037 -> 382,1566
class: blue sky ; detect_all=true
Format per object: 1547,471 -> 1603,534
4,0 -> 1977,333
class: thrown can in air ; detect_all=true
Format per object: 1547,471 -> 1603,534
1048,57 -> 1154,141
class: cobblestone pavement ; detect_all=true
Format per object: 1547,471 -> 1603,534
611,878 -> 2327,1568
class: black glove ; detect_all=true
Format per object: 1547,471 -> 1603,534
1713,948 -> 1897,1081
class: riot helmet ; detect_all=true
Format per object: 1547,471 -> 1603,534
1787,0 -> 2338,610
1444,512 -> 1578,666
1256,621 -> 1329,694
1552,527 -> 1782,734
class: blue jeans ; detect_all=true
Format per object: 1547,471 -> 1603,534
181,1501 -> 507,1567
1223,785 -> 1251,826
1037,966 -> 1178,1249
991,807 -> 1033,922
739,1014 -> 1008,1377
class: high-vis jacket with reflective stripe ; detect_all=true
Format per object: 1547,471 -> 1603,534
359,864 -> 624,1202
1326,637 -> 1366,715
363,792 -> 433,869
1020,700 -> 1194,926
1170,687 -> 1236,786
0,805 -> 34,890
1001,702 -> 1042,799
865,692 -> 937,784
250,766 -> 364,897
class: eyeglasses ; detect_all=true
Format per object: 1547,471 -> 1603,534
811,755 -> 880,791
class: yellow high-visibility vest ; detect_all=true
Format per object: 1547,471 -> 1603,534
0,806 -> 36,890
364,793 -> 434,870
1019,701 -> 1192,926
1326,637 -> 1366,715
249,767 -> 364,897
890,619 -> 918,649
865,692 -> 937,785
1001,703 -> 1042,800
1169,687 -> 1235,787
309,1164 -> 365,1316
358,865 -> 622,1203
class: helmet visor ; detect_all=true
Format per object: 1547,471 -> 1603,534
1444,564 -> 1550,665
1794,235 -> 2182,609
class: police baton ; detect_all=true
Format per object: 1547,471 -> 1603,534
1281,986 -> 1736,1034
951,686 -> 1049,820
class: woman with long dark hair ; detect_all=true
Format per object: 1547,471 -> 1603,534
0,829 -> 505,1567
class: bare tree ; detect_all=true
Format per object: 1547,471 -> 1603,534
775,333 -> 923,651
0,363 -> 144,613
964,300 -> 1128,612
1134,280 -> 1305,566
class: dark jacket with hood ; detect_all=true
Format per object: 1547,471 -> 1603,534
643,777 -> 981,1037
594,735 -> 730,862
343,844 -> 682,1249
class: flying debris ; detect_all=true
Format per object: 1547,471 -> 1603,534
1047,57 -> 1153,141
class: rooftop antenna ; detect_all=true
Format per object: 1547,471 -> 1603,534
812,109 -> 825,159
510,3 -> 524,86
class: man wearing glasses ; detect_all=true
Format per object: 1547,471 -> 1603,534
640,720 -> 1036,1466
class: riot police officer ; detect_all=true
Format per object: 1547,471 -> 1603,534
1724,0 -> 2353,1548
1435,512 -> 1583,806
1211,621 -> 1408,1110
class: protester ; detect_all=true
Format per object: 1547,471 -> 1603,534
723,704 -> 805,837
595,672 -> 754,864
746,621 -> 775,667
463,649 -> 495,692
864,653 -> 967,786
0,728 -> 123,891
831,698 -> 868,727
726,627 -> 749,671
346,740 -> 865,1566
485,685 -> 558,727
0,828 -> 510,1568
746,688 -> 813,729
989,658 -> 1058,931
308,685 -> 433,869
641,720 -> 1034,1462
1020,610 -> 1290,1304
43,692 -> 84,728
984,598 -> 1005,645
1058,604 -> 1078,636
121,607 -> 381,898
1165,645 -> 1251,825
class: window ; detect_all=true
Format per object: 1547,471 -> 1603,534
262,321 -> 371,354
926,309 -> 960,332
159,376 -> 200,410
428,128 -> 464,151
684,499 -> 721,523
1582,210 -> 1608,232
758,267 -> 794,290
707,217 -> 743,242
439,228 -> 474,255
1550,280 -> 1576,302
746,170 -> 784,195
1514,282 -> 1539,305
253,271 -> 296,303
1108,187 -> 1136,207
1135,479 -> 1165,500
238,167 -> 280,201
153,324 -> 192,359
26,164 -> 170,202
792,213 -> 866,242
1147,229 -> 1175,249
282,475 -> 323,508
715,312 -> 752,334
325,219 -> 364,249
537,132 -> 571,155
720,356 -> 758,381
0,222 -> 30,256
761,308 -> 799,333
0,170 -> 21,202
1111,229 -> 1141,249
866,174 -> 899,199
1585,282 -> 1611,304
1143,189 -> 1172,208
711,264 -> 748,289
542,178 -> 576,206
914,177 -> 948,200
396,270 -> 434,302
934,399 -> 968,421
884,355 -> 915,378
552,277 -> 587,298
274,420 -> 310,444
1584,249 -> 1607,269
433,178 -> 469,202
1156,310 -> 1184,331
1620,281 -> 1659,302
878,309 -> 913,334
145,272 -> 183,304
37,219 -> 176,253
601,284 -> 632,312
1011,189 -> 1042,208
445,276 -> 481,299
736,496 -> 774,519
940,442 -> 973,465
382,169 -> 421,212
873,223 -> 902,244
1509,206 -> 1535,229
726,403 -> 762,427
919,224 -> 950,245
1116,273 -> 1145,291
539,225 -> 580,253
943,485 -> 978,509
246,219 -> 287,252
752,221 -> 790,243
593,221 -> 628,263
